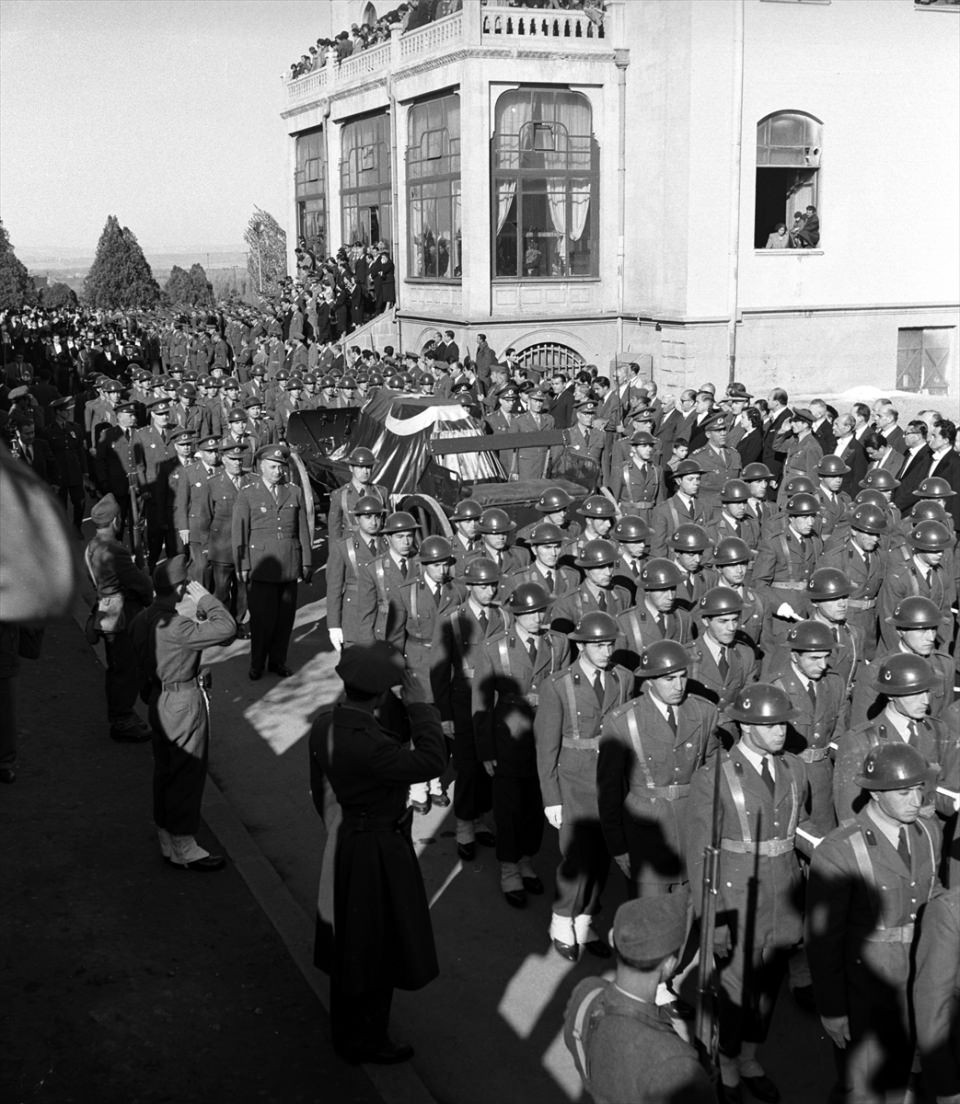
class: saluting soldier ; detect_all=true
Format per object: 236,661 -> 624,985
686,684 -> 815,1104
877,520 -> 956,653
687,587 -> 760,737
326,446 -> 390,541
501,522 -> 579,604
197,443 -> 251,638
232,444 -> 313,681
550,539 -> 632,637
174,434 -> 220,584
609,429 -> 662,523
650,458 -> 709,558
355,510 -> 418,652
535,611 -> 632,963
775,408 -> 823,507
325,495 -> 385,652
818,503 -> 886,658
753,492 -> 823,649
690,411 -> 742,514
703,537 -> 765,647
807,742 -> 942,1104
473,583 -> 571,908
45,395 -> 88,535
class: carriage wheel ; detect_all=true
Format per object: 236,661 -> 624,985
398,493 -> 454,542
289,447 -> 319,548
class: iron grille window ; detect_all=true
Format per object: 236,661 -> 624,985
516,342 -> 585,374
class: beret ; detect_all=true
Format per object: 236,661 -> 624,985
90,493 -> 120,527
153,554 -> 189,591
613,889 -> 690,962
335,642 -> 404,693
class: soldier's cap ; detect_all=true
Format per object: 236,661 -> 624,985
170,428 -> 197,445
178,383 -> 198,398
613,889 -> 690,963
528,386 -> 548,400
696,388 -> 715,399
115,401 -> 137,414
197,435 -> 220,452
243,396 -> 264,409
219,443 -> 246,460
631,429 -> 656,446
791,407 -> 814,424
673,458 -> 706,477
50,395 -> 75,410
704,412 -> 731,432
228,408 -> 246,421
222,379 -> 240,391
498,384 -> 519,400
161,378 -> 179,390
255,445 -> 290,465
149,400 -> 171,415
90,493 -> 121,527
575,396 -> 598,412
102,380 -> 123,393
153,554 -> 189,592
725,385 -> 752,401
336,642 -> 405,694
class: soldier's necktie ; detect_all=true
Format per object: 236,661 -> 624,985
761,756 -> 776,796
527,638 -> 538,667
478,610 -> 488,637
592,671 -> 604,706
544,570 -> 554,593
656,613 -> 665,634
896,827 -> 911,868
907,719 -> 918,743
368,540 -> 377,557
864,551 -> 872,572
755,502 -> 763,521
833,626 -> 840,644
807,681 -> 817,711
718,647 -> 729,680
664,704 -> 677,735
597,591 -> 607,612
734,519 -> 742,536
399,557 -> 408,579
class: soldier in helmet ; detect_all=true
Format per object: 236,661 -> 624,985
764,475 -> 818,537
473,583 -> 572,908
807,742 -> 943,1104
712,479 -> 761,550
501,522 -> 579,604
740,461 -> 776,532
818,503 -> 887,658
551,540 -> 632,637
686,684 -> 815,1104
859,468 -> 904,533
833,653 -> 954,826
797,568 -> 864,713
878,520 -> 956,653
448,498 -> 482,570
753,492 -> 823,649
515,486 -> 581,548
815,453 -> 854,546
690,411 -> 742,514
326,495 -> 386,651
616,558 -> 694,669
535,611 -> 632,962
470,508 -> 529,574
850,596 -> 956,724
688,587 -> 760,739
609,429 -> 662,523
432,557 -> 504,861
355,510 -> 418,652
667,523 -> 711,611
599,640 -> 719,899
704,536 -> 765,646
327,447 -> 389,541
564,495 -> 617,567
650,458 -> 709,558
610,514 -> 649,602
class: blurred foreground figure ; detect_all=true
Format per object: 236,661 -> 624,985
309,643 -> 445,1065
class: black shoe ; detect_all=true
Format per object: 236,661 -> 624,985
164,853 -> 226,872
410,799 -> 430,815
431,792 -> 450,807
552,938 -> 579,963
521,875 -> 544,895
741,1073 -> 780,1103
268,663 -> 293,678
337,1040 -> 414,1066
0,767 -> 16,784
503,889 -> 527,909
583,939 -> 612,959
457,841 -> 476,862
248,668 -> 263,681
791,984 -> 817,1014
474,828 -> 496,847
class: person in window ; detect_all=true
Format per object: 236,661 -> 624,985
524,233 -> 543,277
765,223 -> 792,250
788,211 -> 805,247
796,205 -> 820,248
371,244 -> 396,313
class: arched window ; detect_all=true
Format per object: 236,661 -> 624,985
755,111 -> 822,249
295,126 -> 327,257
340,112 -> 392,248
407,93 -> 461,279
492,89 -> 598,279
515,342 -> 584,374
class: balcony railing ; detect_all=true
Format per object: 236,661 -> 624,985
284,3 -> 610,107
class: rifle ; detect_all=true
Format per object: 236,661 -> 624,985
695,753 -> 723,1079
128,475 -> 146,568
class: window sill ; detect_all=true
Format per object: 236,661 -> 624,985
492,276 -> 601,283
405,277 -> 462,284
754,249 -> 824,256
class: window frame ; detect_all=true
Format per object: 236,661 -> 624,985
295,126 -> 328,256
754,110 -> 823,253
340,113 -> 393,249
406,93 -> 462,283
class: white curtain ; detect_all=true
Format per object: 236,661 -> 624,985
546,179 -> 566,239
568,178 -> 591,242
496,180 -> 517,233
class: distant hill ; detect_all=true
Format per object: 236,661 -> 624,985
21,245 -> 248,275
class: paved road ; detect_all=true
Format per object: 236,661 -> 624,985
197,571 -> 838,1104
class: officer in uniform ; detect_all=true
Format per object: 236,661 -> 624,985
704,537 -> 765,646
913,886 -> 960,1103
599,639 -> 719,895
691,411 -> 742,514
473,582 -> 572,907
197,443 -> 250,638
94,400 -> 139,542
308,644 -> 445,1066
45,395 -> 88,535
668,523 -> 711,611
502,522 -> 579,604
551,539 -> 632,636
174,433 -> 220,584
650,458 -> 710,558
565,395 -> 606,482
609,429 -> 662,523
355,510 -> 418,651
776,408 -> 823,507
535,611 -> 632,962
326,446 -> 389,541
129,555 -> 235,870
563,892 -> 715,1104
878,520 -> 956,653
753,492 -> 823,649
132,399 -> 174,566
512,384 -> 558,482
818,503 -> 887,658
432,557 -> 504,860
471,507 -> 529,574
232,444 -> 313,680
807,743 -> 942,1104
686,684 -> 815,1104
326,494 -> 385,651
688,587 -> 760,738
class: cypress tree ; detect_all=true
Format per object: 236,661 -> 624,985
0,220 -> 38,310
84,215 -> 161,309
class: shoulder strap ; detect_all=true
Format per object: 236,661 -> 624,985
346,539 -> 359,577
497,635 -> 511,678
669,502 -> 680,533
780,534 -> 796,580
83,543 -> 97,588
569,987 -> 605,1086
561,669 -> 581,741
849,829 -> 877,892
625,709 -> 656,788
722,759 -> 752,843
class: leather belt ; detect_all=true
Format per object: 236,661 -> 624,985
863,923 -> 915,944
162,677 -> 199,692
799,747 -> 831,763
639,783 -> 691,799
721,836 -> 795,857
774,581 -> 806,591
629,500 -> 655,509
562,735 -> 600,751
846,597 -> 876,610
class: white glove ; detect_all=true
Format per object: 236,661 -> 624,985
328,626 -> 343,650
776,602 -> 800,620
544,805 -> 563,830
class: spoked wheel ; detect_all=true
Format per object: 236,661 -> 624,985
398,493 -> 454,542
289,447 -> 319,547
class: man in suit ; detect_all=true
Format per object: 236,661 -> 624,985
761,388 -> 793,486
10,413 -> 56,485
926,417 -> 960,532
829,414 -> 868,498
875,403 -> 905,456
548,369 -> 576,430
686,390 -> 717,453
809,399 -> 836,454
232,444 -> 313,680
657,390 -> 697,464
892,420 -> 933,512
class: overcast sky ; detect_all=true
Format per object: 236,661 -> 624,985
0,0 -> 332,253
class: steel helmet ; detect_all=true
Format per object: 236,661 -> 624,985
347,447 -> 376,467
850,503 -> 887,533
713,536 -> 752,567
913,476 -> 955,500
637,639 -> 689,678
742,462 -> 773,481
910,520 -> 951,552
527,522 -> 565,545
461,557 -> 502,585
579,494 -> 617,519
786,492 -> 819,517
721,479 -> 751,503
451,498 -> 483,522
478,507 -> 517,534
698,586 -> 744,618
674,459 -> 707,478
855,742 -> 929,792
784,476 -> 817,498
872,653 -> 936,696
671,523 -> 710,552
387,374 -> 406,390
613,515 -> 650,543
381,511 -> 419,534
321,374 -> 338,388
911,501 -> 949,525
504,582 -> 551,614
727,683 -> 796,725
536,487 -> 574,513
786,620 -> 835,652
641,558 -> 685,591
417,536 -> 454,564
353,494 -> 385,516
817,455 -> 851,477
890,596 -> 940,630
854,489 -> 888,512
860,470 -> 900,492
576,539 -> 618,569
806,568 -> 852,602
367,371 -> 383,387
569,610 -> 620,643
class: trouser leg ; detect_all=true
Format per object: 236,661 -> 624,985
248,581 -> 278,671
494,774 -> 543,863
103,629 -> 139,724
152,692 -> 209,836
267,581 -> 298,665
0,674 -> 18,769
451,727 -> 492,822
554,815 -> 609,922
187,542 -> 206,583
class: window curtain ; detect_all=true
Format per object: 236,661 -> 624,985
546,181 -> 566,240
568,178 -> 591,242
496,180 -> 517,233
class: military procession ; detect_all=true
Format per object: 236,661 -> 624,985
2,302 -> 959,1104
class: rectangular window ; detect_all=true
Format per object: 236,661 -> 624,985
897,328 -> 952,394
341,113 -> 392,247
406,93 -> 461,280
295,127 -> 327,255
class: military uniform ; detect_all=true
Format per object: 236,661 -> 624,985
688,636 -> 760,736
355,552 -> 411,651
614,603 -> 693,671
777,434 -> 823,505
850,648 -> 955,725
649,494 -> 709,559
512,409 -> 557,481
550,581 -> 632,637
502,561 -> 579,605
45,417 -> 87,531
690,442 -> 741,513
598,687 -> 719,892
877,557 -> 956,654
818,542 -> 884,658
610,457 -> 662,521
753,526 -> 823,648
94,424 -> 137,529
133,424 -> 174,564
467,543 -> 530,576
326,533 -> 383,646
173,459 -> 218,584
913,886 -> 960,1100
197,469 -> 250,626
327,480 -> 389,542
818,488 -> 853,546
232,477 -> 313,674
